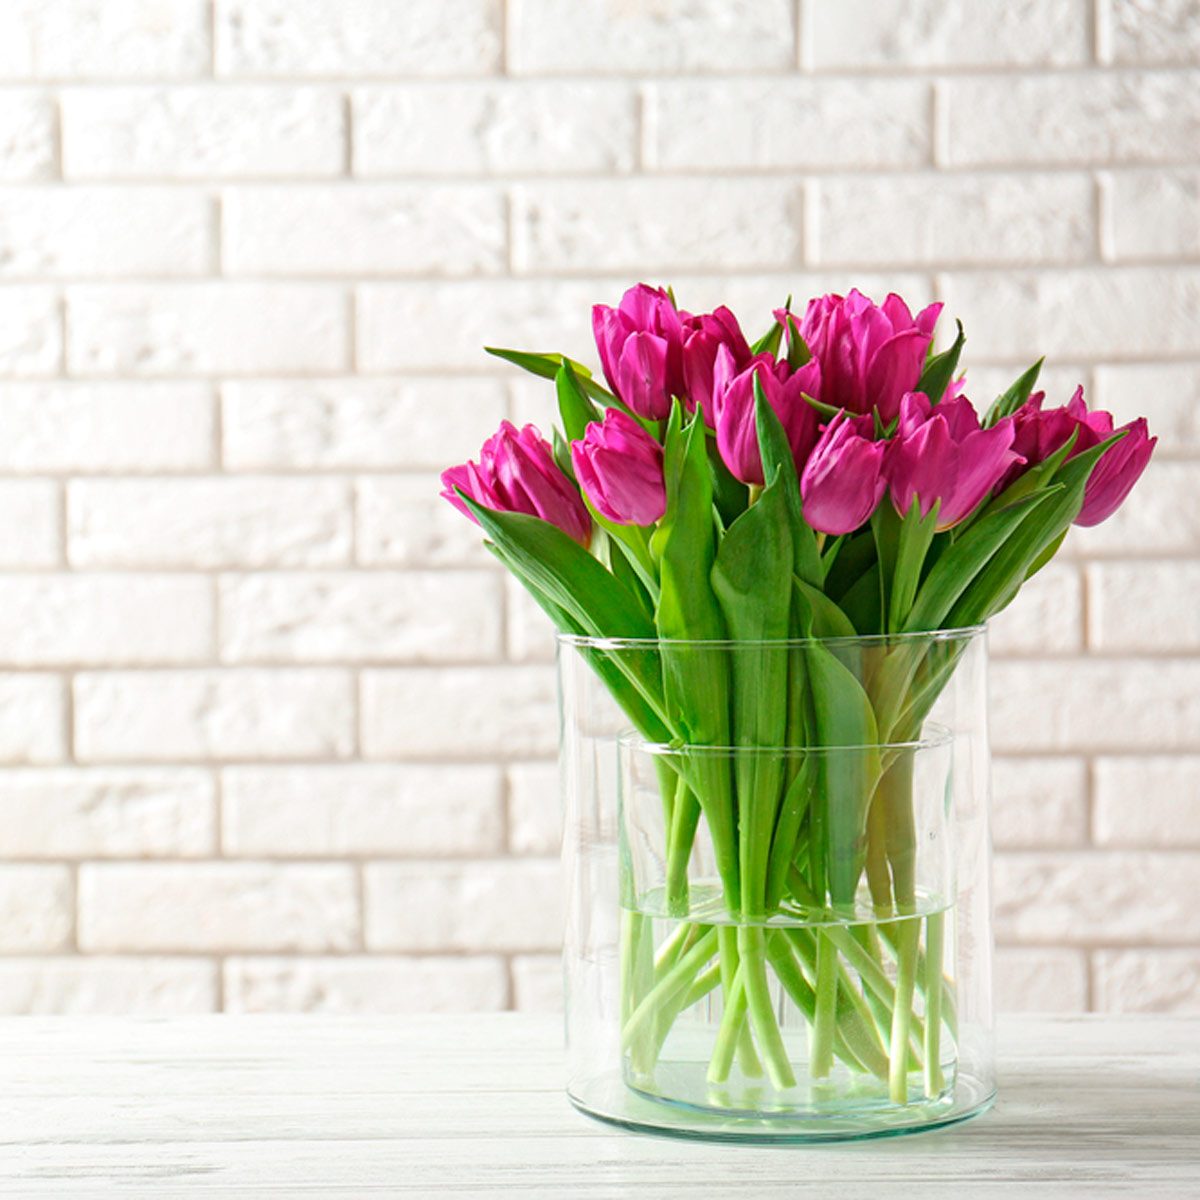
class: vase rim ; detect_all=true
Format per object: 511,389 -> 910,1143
618,720 -> 955,757
556,625 -> 986,650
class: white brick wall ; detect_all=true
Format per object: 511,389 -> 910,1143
0,0 -> 1196,1016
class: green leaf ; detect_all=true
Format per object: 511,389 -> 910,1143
485,346 -> 614,404
555,361 -> 600,441
753,376 -> 823,586
793,576 -> 857,639
802,392 -> 843,424
551,428 -> 575,481
749,312 -> 785,357
983,357 -> 1044,428
712,472 -> 793,916
705,428 -> 750,529
916,320 -> 964,404
784,312 -> 811,369
875,499 -> 940,634
900,487 -> 1061,635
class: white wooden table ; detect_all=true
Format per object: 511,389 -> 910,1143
0,1015 -> 1195,1197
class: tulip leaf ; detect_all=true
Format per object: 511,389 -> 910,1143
794,576 -> 857,639
551,428 -> 575,481
704,428 -> 750,529
712,470 -> 793,916
983,357 -> 1044,429
753,375 -> 823,586
749,306 -> 786,357
784,313 -> 811,369
555,361 -> 600,441
874,498 -> 941,633
802,392 -> 842,424
916,320 -> 965,404
901,487 -> 1061,634
485,346 -> 614,404
803,637 -> 881,907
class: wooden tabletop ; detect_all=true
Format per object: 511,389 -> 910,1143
0,1014 -> 1196,1197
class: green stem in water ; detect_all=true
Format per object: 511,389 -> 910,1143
888,918 -> 920,1104
706,961 -> 748,1085
810,931 -> 838,1079
715,925 -> 761,1079
664,780 -> 700,917
621,926 -> 718,1052
738,925 -> 796,1090
923,911 -> 945,1096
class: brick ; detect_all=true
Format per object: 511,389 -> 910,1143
223,185 -> 507,277
364,859 -> 561,952
506,575 -> 555,664
1090,561 -> 1200,650
68,478 -> 351,568
356,476 -> 491,568
0,768 -> 215,857
0,481 -> 59,567
222,379 -> 505,471
1070,462 -> 1200,558
0,92 -> 56,180
512,179 -> 803,274
353,83 -> 637,177
0,0 -> 209,79
62,86 -> 344,179
1104,169 -> 1200,261
0,188 -> 211,278
1092,949 -> 1200,1013
1092,363 -> 1200,452
0,382 -> 213,472
0,866 -> 72,951
0,574 -> 213,666
649,79 -> 930,170
361,667 -> 557,759
0,958 -> 216,1014
1108,0 -> 1200,65
939,269 -> 1200,360
79,862 -> 358,952
507,762 -> 560,856
74,669 -> 354,762
0,286 -> 61,376
991,756 -> 1088,849
815,173 -> 1094,267
225,955 -> 508,1013
223,764 -> 504,857
944,72 -> 1200,166
1094,757 -> 1200,847
215,0 -> 501,77
511,954 -> 561,1012
0,675 -> 65,764
510,0 -> 794,73
990,659 -> 1200,752
994,852 -> 1200,944
988,563 -> 1083,656
808,0 -> 1089,67
219,571 -> 503,665
994,947 -> 1088,1013
67,283 -> 347,376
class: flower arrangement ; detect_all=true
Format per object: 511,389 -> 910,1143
439,284 -> 1154,1115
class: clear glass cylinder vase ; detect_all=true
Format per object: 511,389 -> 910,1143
558,630 -> 994,1142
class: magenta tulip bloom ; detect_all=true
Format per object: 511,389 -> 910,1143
1003,386 -> 1156,524
571,409 -> 667,527
592,283 -> 688,419
886,392 -> 1024,530
440,420 -> 592,546
799,411 -> 888,535
681,305 -> 753,424
711,346 -> 821,486
795,289 -> 942,422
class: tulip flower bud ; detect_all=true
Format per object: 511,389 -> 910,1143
440,420 -> 592,546
1075,416 -> 1156,527
886,392 -> 1023,530
799,411 -> 888,535
571,409 -> 666,527
592,283 -> 687,419
681,305 -> 752,425
799,289 -> 942,422
712,348 -> 821,487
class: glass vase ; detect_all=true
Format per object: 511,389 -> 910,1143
558,630 -> 994,1142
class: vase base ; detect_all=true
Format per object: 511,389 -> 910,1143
567,1071 -> 995,1144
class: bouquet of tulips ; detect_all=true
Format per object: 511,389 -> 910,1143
440,284 -> 1154,1105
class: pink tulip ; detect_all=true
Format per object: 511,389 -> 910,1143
592,283 -> 688,419
681,305 -> 752,424
570,409 -> 667,527
440,420 -> 592,546
1002,386 -> 1156,524
794,289 -> 942,422
799,411 -> 888,535
711,346 -> 821,486
886,392 -> 1024,530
